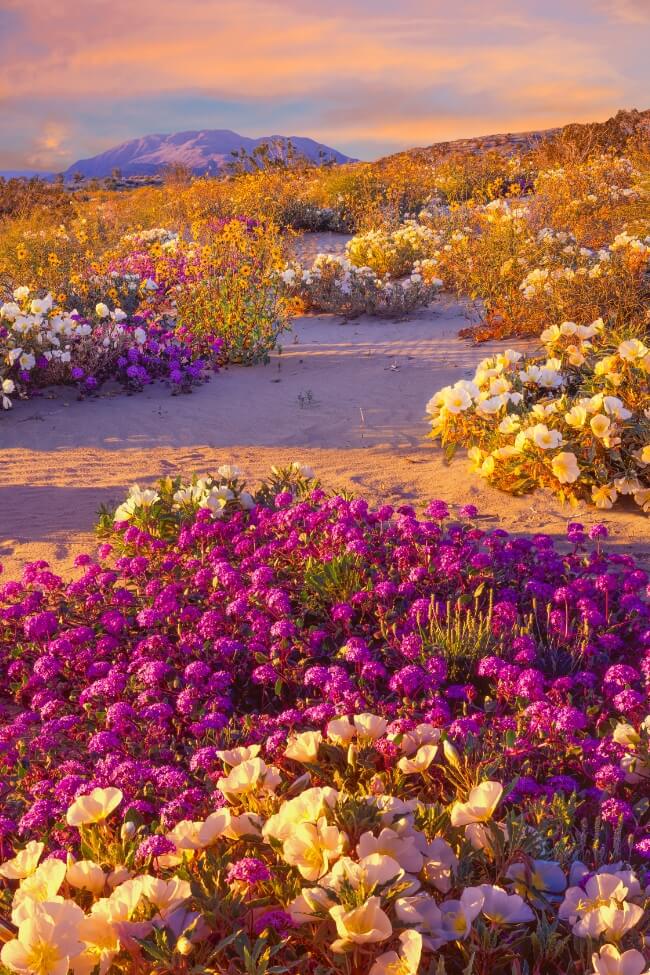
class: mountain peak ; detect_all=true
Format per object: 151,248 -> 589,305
64,130 -> 355,178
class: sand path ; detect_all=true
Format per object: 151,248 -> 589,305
1,237 -> 648,576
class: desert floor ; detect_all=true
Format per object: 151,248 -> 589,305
1,234 -> 648,576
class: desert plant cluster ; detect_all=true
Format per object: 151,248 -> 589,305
1,469 -> 649,975
1,111 -> 650,975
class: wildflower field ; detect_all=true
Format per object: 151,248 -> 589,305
1,113 -> 650,975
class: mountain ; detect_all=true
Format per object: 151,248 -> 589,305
64,130 -> 355,179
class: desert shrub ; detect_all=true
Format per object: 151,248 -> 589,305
281,252 -> 442,318
427,319 -> 650,511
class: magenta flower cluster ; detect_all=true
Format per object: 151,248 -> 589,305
0,493 -> 648,866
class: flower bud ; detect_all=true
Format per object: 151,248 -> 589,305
120,821 -> 136,841
443,740 -> 461,769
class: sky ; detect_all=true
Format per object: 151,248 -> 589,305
0,0 -> 649,170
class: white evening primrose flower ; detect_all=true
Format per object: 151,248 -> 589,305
451,781 -> 503,827
398,743 -> 438,775
112,308 -> 127,322
353,713 -> 388,741
590,414 -> 611,438
565,405 -> 588,428
216,744 -> 261,767
0,842 -> 44,881
551,452 -> 580,484
66,858 -> 106,895
439,385 -> 473,414
326,716 -> 356,744
603,396 -> 632,420
133,327 -> 147,345
282,818 -> 346,881
66,787 -> 123,827
13,286 -> 30,300
592,483 -> 618,509
618,339 -> 649,361
357,828 -> 423,874
95,302 -> 110,319
506,859 -> 567,903
369,930 -> 422,975
30,295 -> 53,315
281,267 -> 296,285
19,353 -> 36,372
218,758 -> 281,802
329,896 -> 392,952
559,874 -> 641,938
591,944 -> 650,975
285,731 -> 322,763
1,900 -> 84,975
530,424 -> 563,450
217,464 -> 242,480
2,378 -> 16,410
11,859 -> 67,923
473,884 -> 535,923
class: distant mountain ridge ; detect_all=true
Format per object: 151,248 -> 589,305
64,130 -> 355,179
378,108 -> 650,163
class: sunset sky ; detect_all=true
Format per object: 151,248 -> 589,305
1,0 -> 649,170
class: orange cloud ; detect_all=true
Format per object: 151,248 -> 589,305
0,0 -> 647,167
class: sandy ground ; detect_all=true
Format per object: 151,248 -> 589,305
1,237 -> 648,577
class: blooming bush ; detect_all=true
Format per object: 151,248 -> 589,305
0,473 -> 649,971
420,195 -> 650,341
344,222 -> 438,277
281,253 -> 442,318
0,288 -> 219,409
427,320 -> 650,511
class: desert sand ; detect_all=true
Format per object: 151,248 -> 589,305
1,235 -> 648,577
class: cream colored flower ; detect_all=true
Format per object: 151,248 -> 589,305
357,828 -> 423,874
282,817 -> 346,881
329,896 -> 392,951
473,884 -> 535,923
66,788 -> 123,828
634,488 -> 650,512
450,781 -> 503,827
397,743 -> 438,775
369,930 -> 423,975
551,452 -> 580,484
559,874 -> 641,938
285,731 -> 322,763
139,876 -> 191,914
0,843 -> 44,881
1,900 -> 84,975
592,483 -> 617,509
530,424 -> 563,450
436,887 -> 484,940
218,758 -> 281,802
565,405 -> 588,428
326,853 -> 402,893
216,745 -> 261,767
12,861 -> 67,925
326,717 -> 356,744
353,713 -> 388,741
591,943 -> 650,975
262,787 -> 338,844
440,385 -> 473,413
618,339 -> 648,361
66,859 -> 106,895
